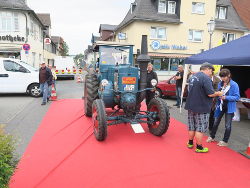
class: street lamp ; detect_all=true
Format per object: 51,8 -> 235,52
207,19 -> 215,49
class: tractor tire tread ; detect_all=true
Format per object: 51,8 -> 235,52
147,98 -> 169,136
84,73 -> 99,117
93,99 -> 107,141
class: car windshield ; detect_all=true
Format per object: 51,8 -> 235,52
100,46 -> 130,65
19,61 -> 38,71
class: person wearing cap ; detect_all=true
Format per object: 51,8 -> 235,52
185,62 -> 222,153
207,68 -> 240,146
39,62 -> 52,105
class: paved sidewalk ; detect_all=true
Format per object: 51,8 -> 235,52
164,97 -> 250,153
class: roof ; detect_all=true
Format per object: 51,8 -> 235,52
93,41 -> 133,50
116,0 -> 180,31
51,36 -> 63,44
0,0 -> 45,29
37,13 -> 51,27
231,0 -> 250,29
215,0 -> 248,32
99,24 -> 117,33
0,0 -> 31,10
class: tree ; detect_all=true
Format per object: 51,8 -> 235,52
74,53 -> 85,68
61,41 -> 69,56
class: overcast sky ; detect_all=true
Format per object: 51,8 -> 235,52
28,0 -> 134,55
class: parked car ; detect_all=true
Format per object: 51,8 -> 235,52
0,58 -> 41,97
156,77 -> 187,98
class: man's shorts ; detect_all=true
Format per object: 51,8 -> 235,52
187,110 -> 209,133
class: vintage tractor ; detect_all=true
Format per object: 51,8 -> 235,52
84,35 -> 170,141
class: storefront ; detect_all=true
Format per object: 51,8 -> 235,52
0,34 -> 26,58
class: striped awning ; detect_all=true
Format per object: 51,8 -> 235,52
148,53 -> 192,58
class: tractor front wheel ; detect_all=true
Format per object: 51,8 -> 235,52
147,98 -> 170,136
92,99 -> 107,141
84,73 -> 99,117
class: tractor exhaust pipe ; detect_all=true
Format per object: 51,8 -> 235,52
137,35 -> 151,104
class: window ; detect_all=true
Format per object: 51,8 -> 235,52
189,30 -> 203,42
40,28 -> 43,42
3,60 -> 26,72
151,58 -> 184,71
216,6 -> 227,19
0,12 -> 19,32
1,12 -> 12,31
151,58 -> 169,71
34,25 -> 38,40
168,1 -> 176,14
13,13 -> 19,31
30,20 -> 34,36
222,33 -> 235,43
100,46 -> 130,65
192,2 -> 205,14
170,58 -> 184,71
150,27 -> 166,40
158,0 -> 167,13
130,3 -> 137,14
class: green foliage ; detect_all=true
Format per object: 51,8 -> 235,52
62,41 -> 69,56
74,53 -> 85,67
0,133 -> 17,188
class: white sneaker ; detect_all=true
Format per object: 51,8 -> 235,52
217,141 -> 228,147
206,137 -> 215,143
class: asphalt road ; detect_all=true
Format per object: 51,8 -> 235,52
1,76 -> 249,158
1,77 -> 85,158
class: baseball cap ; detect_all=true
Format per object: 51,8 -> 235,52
200,62 -> 215,71
40,62 -> 46,65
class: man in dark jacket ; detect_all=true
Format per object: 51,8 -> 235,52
185,62 -> 222,153
39,62 -> 52,105
146,63 -> 158,105
174,65 -> 184,107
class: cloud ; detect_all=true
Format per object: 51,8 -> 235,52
28,0 -> 134,54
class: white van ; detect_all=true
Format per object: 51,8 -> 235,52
0,58 -> 41,97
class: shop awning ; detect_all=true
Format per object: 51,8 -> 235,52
185,34 -> 250,65
148,53 -> 191,58
0,48 -> 21,53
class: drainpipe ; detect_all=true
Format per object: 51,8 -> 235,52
21,12 -> 28,43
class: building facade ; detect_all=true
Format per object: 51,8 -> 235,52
0,0 -> 45,68
37,13 -> 57,66
99,24 -> 117,41
51,36 -> 64,56
115,0 -> 248,79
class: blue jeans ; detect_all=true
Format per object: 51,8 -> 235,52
176,86 -> 182,106
40,82 -> 49,103
210,111 -> 234,143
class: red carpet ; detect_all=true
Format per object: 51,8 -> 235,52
10,99 -> 250,188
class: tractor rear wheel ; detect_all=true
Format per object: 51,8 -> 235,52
92,99 -> 107,141
84,73 -> 99,117
147,98 -> 170,136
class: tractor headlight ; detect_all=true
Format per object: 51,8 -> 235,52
101,79 -> 109,87
151,79 -> 158,87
